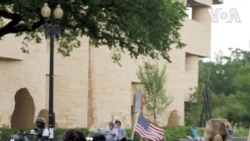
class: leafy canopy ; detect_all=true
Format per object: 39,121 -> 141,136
188,48 -> 250,127
0,0 -> 187,62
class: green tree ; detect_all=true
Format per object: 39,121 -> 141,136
210,48 -> 250,95
233,65 -> 250,93
137,62 -> 172,123
198,59 -> 235,96
211,92 -> 250,127
194,48 -> 250,126
0,0 -> 187,62
185,87 -> 203,126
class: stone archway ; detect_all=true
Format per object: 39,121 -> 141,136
11,88 -> 35,129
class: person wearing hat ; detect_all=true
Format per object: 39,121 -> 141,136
30,117 -> 50,141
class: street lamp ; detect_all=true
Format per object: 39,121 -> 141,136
41,3 -> 63,140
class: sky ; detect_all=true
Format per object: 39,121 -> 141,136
210,0 -> 250,60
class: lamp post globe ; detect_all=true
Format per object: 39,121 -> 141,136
41,3 -> 51,18
53,5 -> 63,19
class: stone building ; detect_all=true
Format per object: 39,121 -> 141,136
0,0 -> 223,129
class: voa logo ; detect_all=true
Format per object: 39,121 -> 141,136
208,8 -> 241,23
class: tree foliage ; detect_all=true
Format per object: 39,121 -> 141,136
137,62 -> 172,123
186,48 -> 250,127
0,0 -> 187,62
185,87 -> 203,126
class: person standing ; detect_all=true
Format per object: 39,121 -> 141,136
31,117 -> 50,141
115,120 -> 127,141
106,122 -> 118,141
189,125 -> 202,141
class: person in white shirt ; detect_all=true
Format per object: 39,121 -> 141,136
115,120 -> 127,141
106,122 -> 118,141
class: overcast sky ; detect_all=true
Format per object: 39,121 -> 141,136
210,0 -> 250,60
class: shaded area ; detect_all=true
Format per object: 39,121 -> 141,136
199,86 -> 212,127
11,88 -> 35,129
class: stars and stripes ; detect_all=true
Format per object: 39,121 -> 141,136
135,114 -> 165,141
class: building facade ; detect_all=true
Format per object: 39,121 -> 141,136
0,0 -> 223,129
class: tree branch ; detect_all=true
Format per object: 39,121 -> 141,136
13,18 -> 44,32
0,15 -> 43,37
0,10 -> 15,19
0,13 -> 21,37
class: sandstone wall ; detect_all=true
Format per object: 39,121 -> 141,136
0,0 -> 218,128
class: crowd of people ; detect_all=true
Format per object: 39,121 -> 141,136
33,116 -> 234,141
62,118 -> 127,141
31,116 -> 128,141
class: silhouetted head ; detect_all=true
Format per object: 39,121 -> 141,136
36,117 -> 46,128
63,129 -> 86,141
108,122 -> 115,129
115,119 -> 121,126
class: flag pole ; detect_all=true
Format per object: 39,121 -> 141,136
131,89 -> 144,140
131,112 -> 140,140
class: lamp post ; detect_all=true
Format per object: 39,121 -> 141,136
41,3 -> 63,140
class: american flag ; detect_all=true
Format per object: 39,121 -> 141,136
135,114 -> 165,141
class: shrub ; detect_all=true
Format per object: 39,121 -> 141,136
0,126 -> 247,141
164,126 -> 191,141
0,128 -> 88,141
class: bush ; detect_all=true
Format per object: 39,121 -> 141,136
0,126 -> 247,141
126,129 -> 140,141
0,128 -> 88,141
164,126 -> 191,141
0,129 -> 17,141
233,128 -> 249,137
